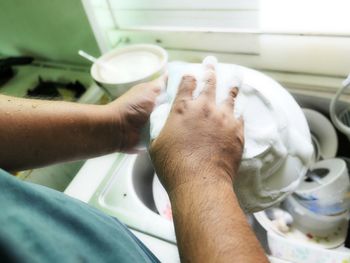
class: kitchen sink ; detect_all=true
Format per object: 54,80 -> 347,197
131,152 -> 158,214
85,152 -> 177,243
65,92 -> 350,262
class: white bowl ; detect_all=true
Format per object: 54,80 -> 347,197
294,158 -> 349,215
254,202 -> 349,249
91,44 -> 168,98
284,195 -> 348,238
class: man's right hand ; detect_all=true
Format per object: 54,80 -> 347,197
149,63 -> 267,263
149,64 -> 244,194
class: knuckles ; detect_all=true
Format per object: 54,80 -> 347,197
173,99 -> 189,114
229,88 -> 238,98
181,74 -> 196,84
203,70 -> 216,84
201,104 -> 213,118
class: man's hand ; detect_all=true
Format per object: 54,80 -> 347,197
106,76 -> 165,152
150,66 -> 244,193
149,65 -> 267,263
0,77 -> 165,171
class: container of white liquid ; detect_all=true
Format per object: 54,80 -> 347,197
91,44 -> 168,98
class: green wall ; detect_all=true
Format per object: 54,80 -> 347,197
0,0 -> 100,66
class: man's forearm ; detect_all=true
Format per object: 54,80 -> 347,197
0,95 -> 120,171
169,173 -> 268,263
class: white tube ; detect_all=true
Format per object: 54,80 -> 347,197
330,74 -> 350,136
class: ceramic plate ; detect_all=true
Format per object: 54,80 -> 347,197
254,208 -> 347,249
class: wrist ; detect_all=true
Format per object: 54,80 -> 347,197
166,168 -> 234,200
155,154 -> 237,194
94,104 -> 123,151
168,172 -> 239,221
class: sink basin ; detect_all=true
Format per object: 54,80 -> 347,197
86,152 -> 176,243
131,153 -> 157,214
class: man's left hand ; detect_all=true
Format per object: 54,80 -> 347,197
106,76 -> 166,152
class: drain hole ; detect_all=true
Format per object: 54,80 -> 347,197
304,168 -> 329,182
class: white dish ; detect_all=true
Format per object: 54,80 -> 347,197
284,195 -> 348,242
254,196 -> 348,249
268,231 -> 350,263
302,108 -> 338,161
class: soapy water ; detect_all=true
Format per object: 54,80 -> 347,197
150,56 -> 313,212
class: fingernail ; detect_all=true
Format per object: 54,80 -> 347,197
202,56 -> 217,70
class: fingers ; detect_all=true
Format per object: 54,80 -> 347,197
223,87 -> 239,110
151,73 -> 168,93
200,64 -> 216,100
174,75 -> 197,103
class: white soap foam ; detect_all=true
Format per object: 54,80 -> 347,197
97,51 -> 161,83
